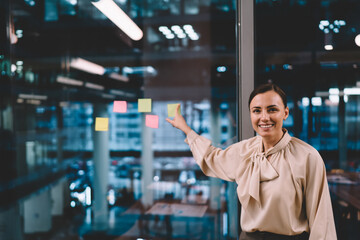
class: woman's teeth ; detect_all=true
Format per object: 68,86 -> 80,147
259,124 -> 273,128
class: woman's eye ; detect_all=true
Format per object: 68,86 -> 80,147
269,108 -> 278,112
252,109 -> 260,113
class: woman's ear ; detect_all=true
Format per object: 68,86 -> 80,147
284,107 -> 289,120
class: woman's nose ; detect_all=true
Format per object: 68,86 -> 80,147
261,112 -> 270,120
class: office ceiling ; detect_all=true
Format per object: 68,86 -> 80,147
4,0 -> 360,101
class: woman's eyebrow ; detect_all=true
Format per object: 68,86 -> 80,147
267,105 -> 279,108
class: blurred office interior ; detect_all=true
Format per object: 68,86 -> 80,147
0,0 -> 359,239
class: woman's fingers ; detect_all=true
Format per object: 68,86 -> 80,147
175,104 -> 181,116
166,118 -> 175,126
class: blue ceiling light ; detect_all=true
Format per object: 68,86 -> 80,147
158,24 -> 200,41
24,0 -> 36,6
319,20 -> 346,34
217,66 -> 227,72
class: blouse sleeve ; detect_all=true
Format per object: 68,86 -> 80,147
185,130 -> 241,182
305,152 -> 337,240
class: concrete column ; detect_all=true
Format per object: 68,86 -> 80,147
92,103 -> 109,228
140,114 -> 154,207
209,103 -> 222,210
0,205 -> 24,240
23,190 -> 52,233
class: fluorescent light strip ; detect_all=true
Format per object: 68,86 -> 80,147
26,99 -> 41,105
110,89 -> 126,95
344,88 -> 360,95
56,76 -> 83,86
109,72 -> 129,82
70,58 -> 105,75
102,93 -> 115,99
18,93 -> 48,100
91,0 -> 143,41
85,82 -> 105,90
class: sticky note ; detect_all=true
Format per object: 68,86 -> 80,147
167,104 -> 181,117
145,114 -> 159,128
95,117 -> 109,131
138,98 -> 152,112
113,101 -> 127,113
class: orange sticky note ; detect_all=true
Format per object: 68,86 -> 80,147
113,101 -> 127,113
145,115 -> 159,128
95,117 -> 109,131
167,104 -> 181,117
138,98 -> 152,112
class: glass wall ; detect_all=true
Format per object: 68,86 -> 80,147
0,0 -> 238,239
255,1 -> 360,239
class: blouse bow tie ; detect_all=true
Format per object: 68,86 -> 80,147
240,152 -> 279,209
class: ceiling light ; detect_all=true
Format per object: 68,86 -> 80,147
171,25 -> 181,32
85,82 -> 104,90
355,34 -> 360,47
108,72 -> 129,82
183,25 -> 193,31
159,26 -> 171,34
324,44 -> 333,51
217,66 -> 227,72
122,66 -> 157,76
320,20 -> 329,26
56,76 -> 83,86
19,93 -> 48,100
311,97 -> 322,106
91,0 -> 143,41
329,95 -> 339,104
315,91 -> 329,97
165,34 -> 175,39
301,97 -> 309,107
70,58 -> 105,75
101,93 -> 115,99
11,64 -> 17,72
329,88 -> 339,95
344,88 -> 360,95
26,99 -> 41,105
177,33 -> 186,39
110,89 -> 126,95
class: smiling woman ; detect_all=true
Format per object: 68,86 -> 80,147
167,83 -> 337,240
248,83 -> 289,151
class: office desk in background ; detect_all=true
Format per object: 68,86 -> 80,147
327,172 -> 360,218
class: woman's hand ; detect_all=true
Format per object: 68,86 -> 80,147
166,104 -> 192,135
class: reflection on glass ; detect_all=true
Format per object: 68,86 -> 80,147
0,0 -> 237,239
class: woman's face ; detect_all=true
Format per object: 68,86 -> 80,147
249,90 -> 289,140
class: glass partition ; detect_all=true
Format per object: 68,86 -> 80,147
0,0 -> 239,239
255,1 -> 360,239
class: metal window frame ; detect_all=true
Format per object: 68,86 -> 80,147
235,0 -> 255,237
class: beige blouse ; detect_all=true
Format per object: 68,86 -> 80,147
185,129 -> 337,240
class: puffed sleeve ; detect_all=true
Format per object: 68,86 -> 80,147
185,130 -> 247,182
305,151 -> 337,240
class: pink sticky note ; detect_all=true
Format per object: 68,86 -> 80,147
113,101 -> 127,113
145,114 -> 159,128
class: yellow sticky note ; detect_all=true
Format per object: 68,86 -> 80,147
95,117 -> 109,131
138,98 -> 152,112
167,104 -> 181,117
